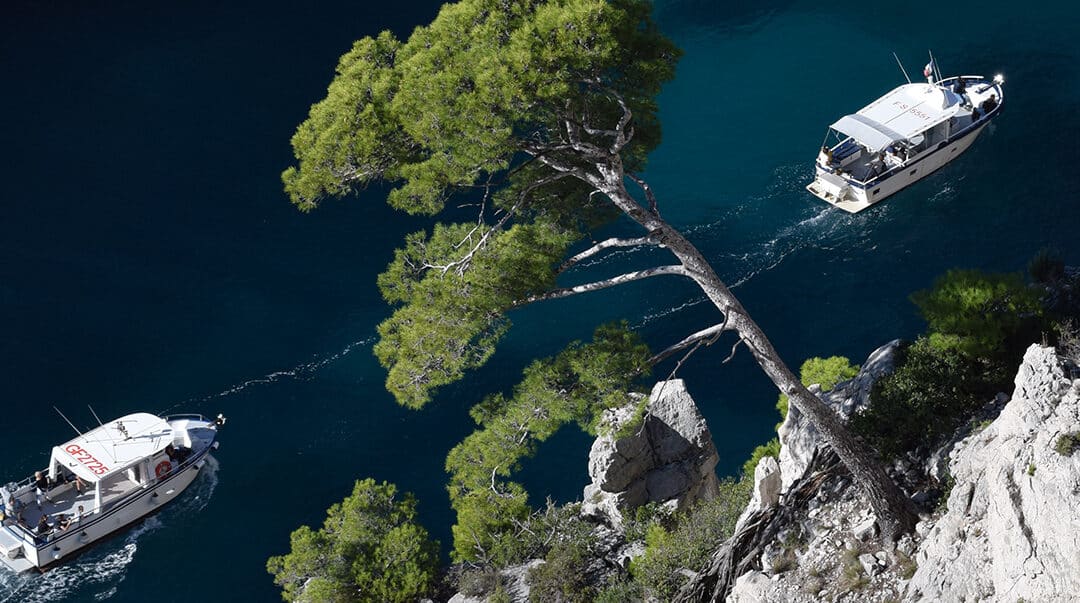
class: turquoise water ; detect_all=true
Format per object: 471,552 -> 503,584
2,0 -> 1078,599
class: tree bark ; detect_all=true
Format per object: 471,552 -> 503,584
566,158 -> 919,543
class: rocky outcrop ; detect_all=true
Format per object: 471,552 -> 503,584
447,560 -> 542,603
777,340 -> 902,493
582,379 -> 720,529
906,345 -> 1080,602
689,342 -> 1080,603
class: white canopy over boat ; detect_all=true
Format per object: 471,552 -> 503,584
830,83 -> 964,152
49,413 -> 173,483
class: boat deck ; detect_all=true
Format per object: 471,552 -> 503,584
5,481 -> 99,544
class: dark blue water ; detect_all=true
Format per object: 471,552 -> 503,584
2,0 -> 1078,599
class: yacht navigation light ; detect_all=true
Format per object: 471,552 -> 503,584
994,74 -> 1005,85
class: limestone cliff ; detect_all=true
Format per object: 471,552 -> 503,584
906,344 -> 1080,602
717,343 -> 1080,603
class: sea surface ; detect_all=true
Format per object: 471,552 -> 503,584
2,0 -> 1078,600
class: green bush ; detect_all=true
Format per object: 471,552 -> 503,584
1055,432 -> 1080,456
742,437 -> 780,479
1029,248 -> 1065,284
911,269 -> 1043,361
527,538 -> 597,603
630,478 -> 751,600
775,356 -> 860,426
478,501 -> 589,569
852,338 -> 1006,459
266,479 -> 439,603
594,577 -> 644,603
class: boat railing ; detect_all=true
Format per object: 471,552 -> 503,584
15,444 -> 215,551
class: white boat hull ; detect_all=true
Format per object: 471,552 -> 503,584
807,123 -> 987,213
0,414 -> 222,572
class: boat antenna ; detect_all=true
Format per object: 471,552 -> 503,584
893,52 -> 912,84
54,406 -> 83,437
88,404 -> 106,429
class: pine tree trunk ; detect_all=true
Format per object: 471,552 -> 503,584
593,164 -> 918,542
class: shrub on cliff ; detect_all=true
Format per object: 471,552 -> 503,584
911,269 -> 1043,361
630,477 -> 751,599
775,356 -> 860,424
745,356 -> 859,478
266,479 -> 438,603
852,338 -> 1005,459
855,269 -> 1044,459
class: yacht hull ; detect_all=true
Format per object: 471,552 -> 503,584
807,123 -> 987,213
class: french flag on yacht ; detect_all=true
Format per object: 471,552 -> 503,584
923,60 -> 934,78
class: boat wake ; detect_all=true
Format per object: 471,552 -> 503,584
0,536 -> 141,603
158,334 -> 378,415
635,164 -> 871,328
206,335 -> 377,400
0,457 -> 221,602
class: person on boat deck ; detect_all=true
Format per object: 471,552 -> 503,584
954,77 -> 966,94
73,505 -> 84,523
56,514 -> 71,532
34,471 -> 52,507
869,153 -> 885,177
818,145 -> 834,166
35,514 -> 50,535
981,94 -> 998,113
884,147 -> 901,168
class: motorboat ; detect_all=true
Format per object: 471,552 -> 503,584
807,69 -> 1004,213
0,412 -> 225,572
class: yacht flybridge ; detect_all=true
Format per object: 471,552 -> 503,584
0,412 -> 225,572
807,67 -> 1004,213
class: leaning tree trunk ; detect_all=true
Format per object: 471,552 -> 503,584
591,162 -> 918,543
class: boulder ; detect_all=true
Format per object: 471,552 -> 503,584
582,380 -> 720,529
726,571 -> 771,602
906,345 -> 1080,603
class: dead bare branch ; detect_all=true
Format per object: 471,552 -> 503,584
627,172 -> 659,217
556,236 -> 657,274
649,317 -> 732,366
512,264 -> 687,307
722,337 -> 745,364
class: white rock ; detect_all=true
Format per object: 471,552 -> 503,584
906,345 -> 1080,603
853,515 -> 878,541
859,553 -> 880,576
726,571 -> 771,603
581,380 -> 719,529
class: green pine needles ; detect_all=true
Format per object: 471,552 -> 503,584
445,323 -> 650,563
266,479 -> 439,603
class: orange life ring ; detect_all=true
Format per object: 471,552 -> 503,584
155,460 -> 172,478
